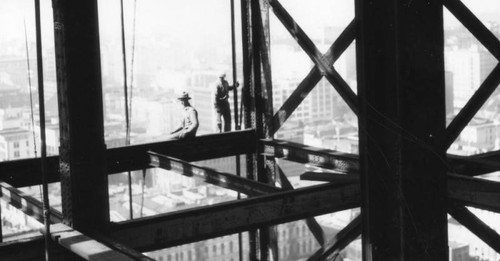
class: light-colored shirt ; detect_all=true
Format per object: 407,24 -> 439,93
180,106 -> 199,135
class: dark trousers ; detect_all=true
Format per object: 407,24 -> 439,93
215,101 -> 231,132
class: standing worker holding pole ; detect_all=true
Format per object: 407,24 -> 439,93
214,73 -> 239,132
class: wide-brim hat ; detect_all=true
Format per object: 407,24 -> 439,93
177,91 -> 191,100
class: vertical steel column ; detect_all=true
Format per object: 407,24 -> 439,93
356,0 -> 448,260
241,1 -> 258,260
250,0 -> 276,260
52,0 -> 110,232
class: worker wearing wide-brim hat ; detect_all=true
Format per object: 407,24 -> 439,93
169,91 -> 199,139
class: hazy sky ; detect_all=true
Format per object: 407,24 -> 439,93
1,0 -> 500,52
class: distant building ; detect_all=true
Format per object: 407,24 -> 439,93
0,127 -> 34,161
450,116 -> 499,155
445,45 -> 481,109
186,70 -> 220,134
449,241 -> 470,261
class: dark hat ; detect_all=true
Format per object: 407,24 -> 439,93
177,91 -> 191,100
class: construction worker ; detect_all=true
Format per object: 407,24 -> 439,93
213,73 -> 239,132
169,91 -> 199,139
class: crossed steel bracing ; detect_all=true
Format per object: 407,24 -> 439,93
1,0 -> 500,260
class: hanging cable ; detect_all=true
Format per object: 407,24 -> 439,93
128,0 -> 147,218
24,19 -> 38,159
129,0 -> 137,125
34,0 -> 51,260
120,0 -> 134,220
25,18 -> 44,236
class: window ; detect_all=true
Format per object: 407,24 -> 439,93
13,142 -> 19,148
14,151 -> 20,158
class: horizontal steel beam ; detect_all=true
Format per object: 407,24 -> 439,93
261,139 -> 359,173
263,139 -> 500,177
110,182 -> 360,252
149,151 -> 279,196
0,181 -> 63,224
448,152 -> 500,176
0,130 -> 256,187
301,172 -> 359,183
448,174 -> 500,212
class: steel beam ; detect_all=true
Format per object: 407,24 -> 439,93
356,0 -> 448,259
0,181 -> 63,224
448,204 -> 500,254
307,215 -> 361,261
268,0 -> 358,115
108,130 -> 255,174
445,64 -> 500,149
447,152 -> 500,176
448,174 -> 500,212
148,151 -> 279,196
300,172 -> 359,183
278,166 -> 325,247
52,0 -> 109,232
261,139 -> 359,173
272,20 -> 356,134
0,236 -> 59,261
110,182 -> 360,252
443,0 -> 500,60
0,130 -> 256,188
49,223 -> 135,261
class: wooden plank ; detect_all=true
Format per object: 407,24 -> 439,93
110,182 -> 360,252
448,174 -> 500,212
261,139 -> 359,173
272,20 -> 356,134
307,215 -> 361,261
149,151 -> 279,196
443,0 -> 500,60
0,130 -> 256,188
49,223 -> 135,261
445,64 -> 500,149
0,181 -> 63,224
268,0 -> 358,115
448,204 -> 500,253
